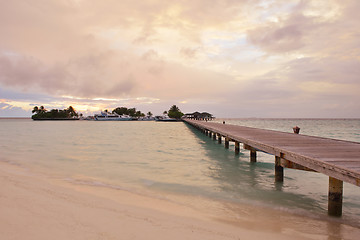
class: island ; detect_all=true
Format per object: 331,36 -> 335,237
31,106 -> 80,120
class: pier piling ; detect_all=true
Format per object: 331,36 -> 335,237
244,144 -> 257,162
235,141 -> 240,154
225,137 -> 229,149
218,134 -> 222,144
275,156 -> 284,182
250,150 -> 257,162
328,177 -> 343,217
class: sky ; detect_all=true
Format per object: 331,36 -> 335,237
0,0 -> 359,118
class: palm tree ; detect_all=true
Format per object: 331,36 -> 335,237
39,106 -> 46,114
168,105 -> 183,119
31,106 -> 46,119
32,106 -> 39,114
163,111 -> 168,115
169,105 -> 180,112
66,106 -> 78,118
147,111 -> 153,117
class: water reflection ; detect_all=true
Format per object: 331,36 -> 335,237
185,123 -> 325,212
184,123 -> 360,238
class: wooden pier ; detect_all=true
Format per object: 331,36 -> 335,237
183,119 -> 360,217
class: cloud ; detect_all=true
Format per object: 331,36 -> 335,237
247,20 -> 307,53
284,57 -> 360,85
0,100 -> 30,117
0,49 -> 237,102
247,5 -> 318,53
0,0 -> 360,117
247,0 -> 360,57
0,53 -> 71,92
180,47 -> 199,59
0,0 -> 249,101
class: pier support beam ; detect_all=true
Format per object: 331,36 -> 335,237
225,137 -> 229,149
209,132 -> 212,138
213,133 -> 217,140
275,156 -> 284,182
205,130 -> 208,136
243,144 -> 257,162
235,141 -> 240,154
250,150 -> 257,162
218,134 -> 222,144
328,177 -> 343,217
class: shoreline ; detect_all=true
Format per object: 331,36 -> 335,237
1,160 -> 360,239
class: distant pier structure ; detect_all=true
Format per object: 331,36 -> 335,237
183,112 -> 214,121
183,119 -> 360,217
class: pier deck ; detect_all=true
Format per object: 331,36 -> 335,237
183,119 -> 360,216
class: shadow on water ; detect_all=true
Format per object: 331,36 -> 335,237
184,123 -> 326,213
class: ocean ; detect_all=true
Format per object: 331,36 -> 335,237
1,118 -> 360,233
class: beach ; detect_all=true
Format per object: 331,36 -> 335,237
0,161 -> 298,240
3,160 -> 360,240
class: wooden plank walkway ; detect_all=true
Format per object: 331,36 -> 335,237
183,119 -> 360,216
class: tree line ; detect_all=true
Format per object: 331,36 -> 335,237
111,105 -> 183,119
31,105 -> 184,119
31,106 -> 79,120
111,107 -> 148,118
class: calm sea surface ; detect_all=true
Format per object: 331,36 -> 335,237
1,118 -> 360,227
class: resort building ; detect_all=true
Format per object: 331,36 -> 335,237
183,112 -> 214,120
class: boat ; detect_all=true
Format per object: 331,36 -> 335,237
155,115 -> 181,122
94,111 -> 132,121
138,116 -> 155,121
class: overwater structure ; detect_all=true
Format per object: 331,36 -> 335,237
184,119 -> 360,217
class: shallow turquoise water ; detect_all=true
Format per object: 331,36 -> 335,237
1,118 -> 360,226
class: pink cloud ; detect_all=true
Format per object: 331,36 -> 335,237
1,0 -> 360,117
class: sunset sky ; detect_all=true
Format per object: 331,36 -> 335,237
0,0 -> 359,118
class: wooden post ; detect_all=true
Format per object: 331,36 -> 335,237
328,177 -> 343,217
244,144 -> 257,162
218,134 -> 222,144
205,130 -> 208,136
275,156 -> 284,182
250,150 -> 257,162
225,137 -> 229,149
208,131 -> 212,138
213,133 -> 217,140
235,141 -> 240,154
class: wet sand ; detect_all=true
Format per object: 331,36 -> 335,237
1,161 -> 359,240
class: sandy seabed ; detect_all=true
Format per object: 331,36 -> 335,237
1,161 -> 359,240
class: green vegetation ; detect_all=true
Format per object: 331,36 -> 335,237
112,107 -> 145,117
30,105 -> 185,120
31,106 -> 79,120
167,105 -> 184,119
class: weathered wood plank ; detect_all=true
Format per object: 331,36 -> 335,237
184,119 -> 360,186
